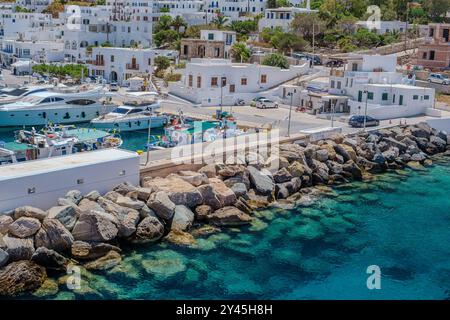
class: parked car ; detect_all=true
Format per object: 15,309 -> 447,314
348,115 -> 380,128
109,82 -> 119,91
250,96 -> 267,107
427,73 -> 450,85
326,59 -> 344,68
292,52 -> 322,65
256,99 -> 278,109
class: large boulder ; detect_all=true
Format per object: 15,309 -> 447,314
71,241 -> 121,260
71,211 -> 118,243
3,235 -> 35,261
315,149 -> 329,162
47,206 -> 78,231
209,178 -> 237,206
217,165 -> 245,178
0,248 -> 9,268
197,185 -> 222,210
197,163 -> 217,178
177,170 -> 208,186
430,135 -> 447,152
0,261 -> 46,296
35,219 -> 74,252
65,190 -> 83,205
136,187 -> 153,202
14,206 -> 47,221
31,247 -> 68,270
170,205 -> 195,231
143,176 -> 203,208
147,191 -> 176,220
8,217 -> 41,238
194,205 -> 212,221
410,124 -> 431,139
115,195 -> 146,211
85,190 -> 101,202
383,137 -> 408,153
247,166 -> 274,195
288,161 -> 311,178
207,206 -> 252,227
131,216 -> 165,243
273,167 -> 292,183
333,144 -> 351,162
84,250 -> 122,271
78,199 -> 104,213
230,183 -> 248,198
0,215 -> 13,234
113,182 -> 138,196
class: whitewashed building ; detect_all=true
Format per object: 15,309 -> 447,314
206,0 -> 266,21
14,0 -> 54,13
87,46 -> 178,84
355,20 -> 406,34
169,58 -> 310,106
328,54 -> 435,119
200,29 -> 237,58
258,4 -> 318,31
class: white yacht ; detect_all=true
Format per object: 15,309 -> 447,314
0,85 -> 115,126
90,92 -> 168,132
0,85 -> 53,105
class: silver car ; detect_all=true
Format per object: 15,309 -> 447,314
427,73 -> 450,85
256,99 -> 278,109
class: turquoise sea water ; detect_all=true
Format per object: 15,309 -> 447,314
23,156 -> 448,300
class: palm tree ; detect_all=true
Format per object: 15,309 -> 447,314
171,15 -> 187,33
230,42 -> 251,63
212,14 -> 229,29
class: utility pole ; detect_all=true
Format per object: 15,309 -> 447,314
287,91 -> 294,137
312,18 -> 315,66
220,76 -> 226,116
404,2 -> 409,53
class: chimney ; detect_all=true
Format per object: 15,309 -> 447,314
306,0 -> 311,10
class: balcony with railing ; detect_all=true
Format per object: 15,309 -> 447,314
87,60 -> 105,66
126,63 -> 139,70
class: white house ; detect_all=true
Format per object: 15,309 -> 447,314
200,29 -> 237,58
1,39 -> 64,65
355,20 -> 406,34
169,58 -> 310,106
328,54 -> 435,119
258,4 -> 318,32
87,46 -> 178,85
206,0 -> 266,21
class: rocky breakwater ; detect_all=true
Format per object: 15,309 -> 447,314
1,122 -> 449,297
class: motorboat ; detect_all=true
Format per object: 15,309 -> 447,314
0,85 -> 115,126
0,124 -> 122,165
90,92 -> 168,132
0,85 -> 54,105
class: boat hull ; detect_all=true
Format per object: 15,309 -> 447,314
0,104 -> 116,127
91,116 -> 168,132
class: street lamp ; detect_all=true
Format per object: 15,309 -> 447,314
363,89 -> 369,130
287,90 -> 295,137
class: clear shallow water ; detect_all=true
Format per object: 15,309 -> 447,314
29,156 -> 450,300
0,125 -> 162,151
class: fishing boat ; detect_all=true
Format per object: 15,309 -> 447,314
0,125 -> 122,165
0,85 -> 115,126
90,92 -> 168,132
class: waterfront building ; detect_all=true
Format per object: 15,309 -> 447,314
328,54 -> 435,119
180,29 -> 237,60
168,58 -> 310,106
87,46 -> 178,84
417,23 -> 450,70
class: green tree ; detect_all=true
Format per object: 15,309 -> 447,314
154,56 -> 171,72
160,7 -> 170,13
230,20 -> 257,36
212,13 -> 229,29
153,29 -> 180,47
230,42 -> 251,62
171,15 -> 187,33
291,13 -> 326,43
154,15 -> 173,34
184,25 -> 201,38
271,32 -> 307,54
423,0 -> 450,21
262,53 -> 289,69
381,0 -> 397,20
